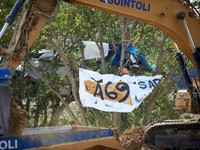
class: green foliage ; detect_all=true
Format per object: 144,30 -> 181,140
0,0 -> 18,47
151,94 -> 180,121
59,112 -> 75,125
3,1 -> 194,129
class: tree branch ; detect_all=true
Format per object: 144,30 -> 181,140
25,60 -> 81,125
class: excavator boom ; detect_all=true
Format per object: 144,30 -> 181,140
65,0 -> 200,66
2,0 -> 200,70
0,0 -> 199,69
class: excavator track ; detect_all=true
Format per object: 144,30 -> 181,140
144,119 -> 200,149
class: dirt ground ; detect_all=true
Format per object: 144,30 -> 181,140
119,125 -> 157,150
10,97 -> 28,135
10,98 -> 156,149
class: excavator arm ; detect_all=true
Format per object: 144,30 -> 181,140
1,0 -> 59,70
64,0 -> 200,66
1,0 -> 200,70
0,0 -> 59,136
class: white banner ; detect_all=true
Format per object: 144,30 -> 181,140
79,68 -> 162,112
82,41 -> 109,59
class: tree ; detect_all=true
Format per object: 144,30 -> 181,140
0,0 -> 17,47
4,1 -> 189,134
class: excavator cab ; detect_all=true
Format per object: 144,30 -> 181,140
174,89 -> 195,114
174,78 -> 200,114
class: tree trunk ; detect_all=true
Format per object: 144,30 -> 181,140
143,97 -> 154,126
49,103 -> 65,126
64,102 -> 81,125
25,60 -> 82,125
91,108 -> 107,127
114,112 -> 121,134
143,73 -> 180,125
25,98 -> 30,115
49,22 -> 88,125
34,106 -> 40,127
115,16 -> 129,134
120,113 -> 128,134
97,25 -> 107,74
78,40 -> 85,68
41,105 -> 48,126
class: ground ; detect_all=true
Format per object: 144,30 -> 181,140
119,125 -> 157,150
10,99 -> 156,149
10,97 -> 28,135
